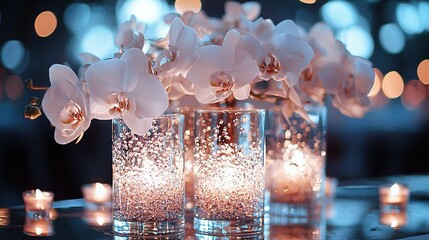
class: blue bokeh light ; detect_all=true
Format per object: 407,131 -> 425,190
396,3 -> 424,35
1,40 -> 25,70
321,1 -> 358,29
81,26 -> 115,59
64,3 -> 91,32
338,26 -> 374,58
379,23 -> 405,54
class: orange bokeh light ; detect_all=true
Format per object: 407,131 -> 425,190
401,80 -> 426,110
34,11 -> 57,37
382,71 -> 404,99
417,59 -> 429,85
299,0 -> 317,4
368,68 -> 383,97
175,0 -> 202,14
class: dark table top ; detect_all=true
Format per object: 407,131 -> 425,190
1,174 -> 429,239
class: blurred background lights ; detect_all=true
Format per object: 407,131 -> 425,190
34,11 -> 57,37
382,71 -> 404,99
401,80 -> 426,110
1,40 -> 24,70
299,0 -> 316,4
338,26 -> 374,58
175,0 -> 202,14
396,3 -> 424,35
379,23 -> 405,54
418,1 -> 429,31
117,0 -> 169,24
417,59 -> 429,85
321,1 -> 357,29
81,26 -> 115,60
64,3 -> 91,32
4,75 -> 24,101
368,68 -> 383,97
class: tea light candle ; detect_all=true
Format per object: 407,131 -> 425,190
379,183 -> 409,210
23,217 -> 54,236
380,210 -> 407,229
82,182 -> 112,205
22,189 -> 54,217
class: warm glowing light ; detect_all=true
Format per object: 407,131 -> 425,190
391,219 -> 398,228
417,59 -> 429,85
35,189 -> 44,200
368,68 -> 382,97
175,0 -> 201,14
49,208 -> 58,220
95,182 -> 105,196
35,227 -> 42,236
382,71 -> 404,99
299,0 -> 316,4
34,11 -> 57,37
401,80 -> 426,110
390,183 -> 400,196
96,216 -> 105,226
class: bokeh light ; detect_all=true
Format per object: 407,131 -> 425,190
4,74 -> 24,101
64,3 -> 91,32
396,3 -> 424,35
368,68 -> 383,97
401,80 -> 426,110
417,59 -> 429,85
81,26 -> 115,60
34,11 -> 57,37
418,1 -> 429,31
379,23 -> 405,54
299,0 -> 316,4
382,71 -> 404,99
338,26 -> 374,58
1,40 -> 24,70
321,1 -> 357,29
175,0 -> 202,14
117,0 -> 169,24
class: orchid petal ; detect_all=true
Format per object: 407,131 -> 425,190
239,35 -> 264,59
49,64 -> 79,86
120,48 -> 148,75
243,1 -> 261,20
229,49 -> 258,88
123,114 -> 153,135
222,30 -> 241,72
232,84 -> 250,100
169,17 -> 186,46
194,86 -> 218,104
274,19 -> 300,38
187,45 -> 223,89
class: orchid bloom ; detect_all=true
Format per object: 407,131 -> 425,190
42,64 -> 91,144
114,15 -> 145,56
162,74 -> 195,101
164,11 -> 213,39
240,18 -> 314,86
155,17 -> 199,78
78,52 -> 100,81
223,1 -> 261,27
187,29 -> 258,104
331,55 -> 375,118
85,48 -> 168,135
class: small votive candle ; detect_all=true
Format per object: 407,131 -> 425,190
379,183 -> 409,210
22,189 -> 54,218
82,182 -> 112,206
23,216 -> 54,236
380,210 -> 407,229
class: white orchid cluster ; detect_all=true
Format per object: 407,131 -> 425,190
31,1 -> 375,144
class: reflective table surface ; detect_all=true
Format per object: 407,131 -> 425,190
1,175 -> 429,239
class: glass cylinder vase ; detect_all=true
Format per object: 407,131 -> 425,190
265,105 -> 327,221
193,109 -> 266,235
112,114 -> 185,236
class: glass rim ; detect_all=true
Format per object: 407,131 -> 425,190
112,113 -> 184,123
194,108 -> 265,114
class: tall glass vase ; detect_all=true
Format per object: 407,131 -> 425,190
112,114 -> 185,236
193,109 -> 266,235
265,105 -> 327,222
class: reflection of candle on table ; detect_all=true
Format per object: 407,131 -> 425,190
379,183 -> 409,209
22,189 -> 54,215
23,217 -> 54,236
84,207 -> 113,227
82,183 -> 112,205
380,210 -> 407,229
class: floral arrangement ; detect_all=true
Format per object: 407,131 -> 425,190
24,1 -> 375,144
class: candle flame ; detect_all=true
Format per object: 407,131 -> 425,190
96,216 -> 105,226
35,227 -> 42,235
95,182 -> 105,195
391,219 -> 398,228
390,183 -> 400,196
35,189 -> 44,199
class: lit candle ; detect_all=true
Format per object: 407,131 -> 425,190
22,189 -> 54,217
23,216 -> 54,236
379,183 -> 409,210
83,207 -> 112,227
380,210 -> 407,229
0,208 -> 9,226
82,182 -> 112,206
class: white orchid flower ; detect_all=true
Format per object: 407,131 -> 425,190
240,18 -> 314,86
187,29 -> 258,104
162,74 -> 195,101
85,48 -> 168,135
164,11 -> 213,39
42,64 -> 91,144
155,17 -> 199,78
115,15 -> 145,56
78,52 -> 100,80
